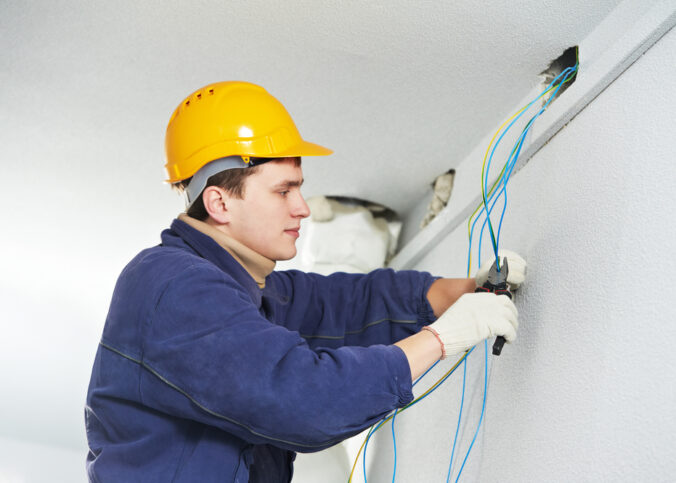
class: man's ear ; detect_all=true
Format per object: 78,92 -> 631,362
202,186 -> 231,224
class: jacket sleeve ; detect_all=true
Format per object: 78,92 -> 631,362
265,269 -> 438,349
139,264 -> 414,453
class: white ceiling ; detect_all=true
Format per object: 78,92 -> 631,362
0,0 -> 624,451
2,0 -> 622,216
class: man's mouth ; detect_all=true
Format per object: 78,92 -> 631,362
284,228 -> 300,238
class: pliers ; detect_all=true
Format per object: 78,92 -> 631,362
474,257 -> 512,355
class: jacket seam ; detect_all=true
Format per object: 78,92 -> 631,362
99,341 -> 345,450
299,317 -> 417,340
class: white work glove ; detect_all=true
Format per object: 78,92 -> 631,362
423,292 -> 518,358
475,249 -> 527,290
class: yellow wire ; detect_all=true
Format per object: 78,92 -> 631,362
467,83 -> 558,277
347,351 -> 470,482
469,65 -> 579,269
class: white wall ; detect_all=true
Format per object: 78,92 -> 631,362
365,22 -> 676,483
0,437 -> 85,483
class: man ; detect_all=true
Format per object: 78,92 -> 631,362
85,81 -> 524,482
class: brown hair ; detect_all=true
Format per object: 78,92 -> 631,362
173,157 -> 301,221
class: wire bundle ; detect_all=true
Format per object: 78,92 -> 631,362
470,54 -> 579,271
446,51 -> 579,483
348,53 -> 579,483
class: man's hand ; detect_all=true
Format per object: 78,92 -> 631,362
475,250 -> 527,291
423,292 -> 518,357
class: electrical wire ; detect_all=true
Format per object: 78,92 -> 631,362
347,352 -> 471,482
468,61 -> 578,272
360,360 -> 439,483
391,409 -> 398,483
386,358 -> 441,482
453,340 -> 489,482
349,53 -> 579,483
481,64 -> 578,263
445,357 -> 467,482
477,64 -> 576,267
362,355 -> 465,483
452,58 -> 579,482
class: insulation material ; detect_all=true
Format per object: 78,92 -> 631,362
280,196 -> 401,275
420,170 -> 455,229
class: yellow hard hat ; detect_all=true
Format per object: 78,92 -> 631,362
164,81 -> 332,183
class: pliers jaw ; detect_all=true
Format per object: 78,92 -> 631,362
487,257 -> 509,289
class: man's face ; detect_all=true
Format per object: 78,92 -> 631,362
224,158 -> 310,261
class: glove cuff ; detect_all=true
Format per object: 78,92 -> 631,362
421,326 -> 446,360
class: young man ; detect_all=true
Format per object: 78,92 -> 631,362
85,81 -> 525,482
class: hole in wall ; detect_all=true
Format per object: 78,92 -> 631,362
540,46 -> 578,105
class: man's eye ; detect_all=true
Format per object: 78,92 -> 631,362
279,191 -> 289,196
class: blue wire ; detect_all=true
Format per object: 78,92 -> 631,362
446,357 -> 467,482
480,65 -> 577,265
454,340 -> 489,482
494,125 -> 528,249
474,64 -> 578,271
457,64 -> 579,481
380,360 -> 440,483
363,423 -> 377,483
478,174 -> 510,267
495,192 -> 509,251
391,409 -> 398,483
401,348 -> 473,411
414,360 -> 440,388
474,128 -> 526,269
479,122 -> 530,261
363,352 -> 471,482
484,122 -> 536,254
371,63 -> 580,483
490,65 -> 577,249
483,64 -> 576,198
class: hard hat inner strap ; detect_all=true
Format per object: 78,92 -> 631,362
185,156 -> 248,208
185,156 -> 281,208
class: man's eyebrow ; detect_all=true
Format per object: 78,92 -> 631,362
272,179 -> 304,189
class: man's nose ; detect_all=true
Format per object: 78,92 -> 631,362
293,192 -> 311,219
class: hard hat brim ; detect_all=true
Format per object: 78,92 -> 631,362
269,140 -> 333,158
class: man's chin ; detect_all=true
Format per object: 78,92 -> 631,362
273,247 -> 297,262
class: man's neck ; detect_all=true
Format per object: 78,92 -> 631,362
178,214 -> 275,288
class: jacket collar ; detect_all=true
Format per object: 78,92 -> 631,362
166,218 -> 265,308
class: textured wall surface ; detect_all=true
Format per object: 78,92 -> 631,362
366,24 -> 676,483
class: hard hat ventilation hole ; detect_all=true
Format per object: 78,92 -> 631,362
185,100 -> 190,107
196,93 -> 202,100
208,88 -> 215,95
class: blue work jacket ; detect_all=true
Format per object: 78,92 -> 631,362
85,219 -> 437,482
